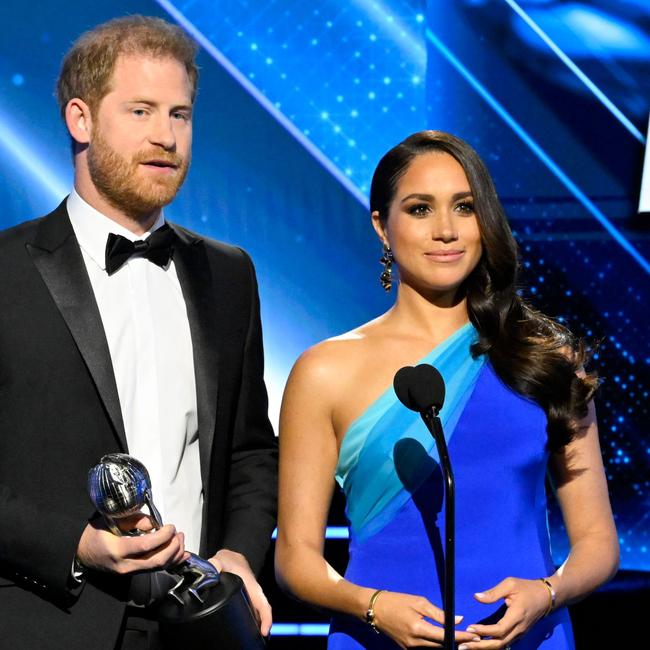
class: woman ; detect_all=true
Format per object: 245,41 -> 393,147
275,131 -> 618,649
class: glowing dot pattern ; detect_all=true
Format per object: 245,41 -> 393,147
173,0 -> 427,194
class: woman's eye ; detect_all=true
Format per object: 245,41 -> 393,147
407,203 -> 430,216
456,201 -> 475,214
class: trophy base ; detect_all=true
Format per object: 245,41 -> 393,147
158,571 -> 266,649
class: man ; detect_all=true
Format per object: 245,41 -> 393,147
0,16 -> 277,649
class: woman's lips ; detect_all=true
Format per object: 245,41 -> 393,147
424,250 -> 464,262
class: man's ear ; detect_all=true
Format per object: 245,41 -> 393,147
65,98 -> 93,145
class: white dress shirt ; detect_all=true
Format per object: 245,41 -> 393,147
67,190 -> 203,554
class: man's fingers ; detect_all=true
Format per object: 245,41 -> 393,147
169,532 -> 188,567
241,575 -> 273,636
116,512 -> 156,534
120,524 -> 177,556
117,525 -> 184,571
257,595 -> 273,637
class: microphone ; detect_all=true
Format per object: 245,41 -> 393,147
393,364 -> 445,414
394,364 -> 455,650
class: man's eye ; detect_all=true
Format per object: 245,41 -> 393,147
132,109 -> 146,117
172,112 -> 189,121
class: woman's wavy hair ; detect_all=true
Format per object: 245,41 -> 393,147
370,130 -> 598,450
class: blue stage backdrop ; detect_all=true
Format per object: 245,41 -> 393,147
0,0 -> 647,601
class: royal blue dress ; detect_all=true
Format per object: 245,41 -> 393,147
330,324 -> 574,649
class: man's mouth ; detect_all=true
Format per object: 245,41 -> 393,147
141,159 -> 179,169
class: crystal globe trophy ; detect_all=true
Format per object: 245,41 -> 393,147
88,453 -> 266,648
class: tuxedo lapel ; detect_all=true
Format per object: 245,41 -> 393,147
26,201 -> 127,450
171,226 -> 220,492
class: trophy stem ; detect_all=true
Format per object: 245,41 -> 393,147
105,517 -> 123,537
144,490 -> 164,528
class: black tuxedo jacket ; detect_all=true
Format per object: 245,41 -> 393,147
0,202 -> 278,649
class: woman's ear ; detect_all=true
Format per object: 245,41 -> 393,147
371,210 -> 389,246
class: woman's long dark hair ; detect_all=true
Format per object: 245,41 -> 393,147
370,131 -> 598,451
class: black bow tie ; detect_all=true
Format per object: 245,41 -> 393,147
105,224 -> 174,276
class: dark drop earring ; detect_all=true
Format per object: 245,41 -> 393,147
379,244 -> 394,292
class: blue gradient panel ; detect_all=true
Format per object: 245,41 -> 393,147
0,0 -> 647,589
160,0 -> 427,196
507,0 -> 650,131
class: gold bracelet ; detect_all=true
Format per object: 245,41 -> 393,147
365,589 -> 385,633
539,578 -> 556,616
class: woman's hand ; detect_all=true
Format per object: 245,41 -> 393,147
372,590 -> 481,649
457,577 -> 552,649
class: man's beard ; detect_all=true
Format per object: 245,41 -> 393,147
87,127 -> 189,219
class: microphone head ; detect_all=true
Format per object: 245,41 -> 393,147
393,364 -> 446,413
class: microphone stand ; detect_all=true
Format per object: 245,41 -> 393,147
421,407 -> 455,650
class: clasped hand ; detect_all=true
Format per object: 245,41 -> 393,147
370,576 -> 551,649
370,590 -> 480,649
456,577 -> 552,649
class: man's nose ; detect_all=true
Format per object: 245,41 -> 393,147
148,116 -> 176,150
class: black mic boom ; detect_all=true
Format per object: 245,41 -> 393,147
393,364 -> 445,414
393,363 -> 454,650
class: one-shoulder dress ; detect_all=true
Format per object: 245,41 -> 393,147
329,323 -> 574,649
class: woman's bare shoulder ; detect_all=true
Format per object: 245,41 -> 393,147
288,317 -> 387,388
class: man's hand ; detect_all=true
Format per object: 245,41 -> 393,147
76,515 -> 188,575
209,549 -> 272,637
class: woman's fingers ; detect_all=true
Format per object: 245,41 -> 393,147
414,596 -> 445,624
459,605 -> 523,649
474,577 -> 516,604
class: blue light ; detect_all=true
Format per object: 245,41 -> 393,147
0,114 -> 67,200
155,0 -> 369,209
425,27 -> 650,275
351,0 -> 426,66
271,623 -> 330,636
272,526 -> 349,539
503,0 -> 645,144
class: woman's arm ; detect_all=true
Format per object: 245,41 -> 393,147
275,346 -> 373,616
546,399 -> 619,605
275,346 -> 480,649
459,399 -> 619,650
